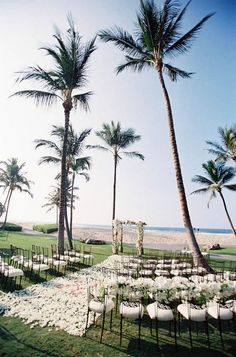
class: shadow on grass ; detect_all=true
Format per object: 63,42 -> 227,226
0,324 -> 58,356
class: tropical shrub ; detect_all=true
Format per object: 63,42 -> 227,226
0,222 -> 22,231
33,224 -> 58,234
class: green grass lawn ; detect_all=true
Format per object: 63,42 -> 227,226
209,247 -> 236,256
1,232 -> 236,356
1,311 -> 235,356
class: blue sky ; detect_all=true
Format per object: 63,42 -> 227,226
0,0 -> 235,228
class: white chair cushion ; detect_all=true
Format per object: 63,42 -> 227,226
178,303 -> 207,322
155,269 -> 170,276
59,255 -> 70,261
89,298 -> 114,314
23,260 -> 33,268
146,259 -> 157,264
53,260 -> 67,266
32,264 -> 49,271
207,302 -> 233,320
84,254 -> 94,259
120,302 -> 144,319
147,302 -> 174,321
11,255 -> 24,262
139,270 -> 153,276
43,257 -> 54,264
69,257 -> 80,263
4,268 -> 24,277
170,269 -> 182,276
75,252 -> 84,257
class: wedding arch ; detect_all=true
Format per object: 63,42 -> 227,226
112,219 -> 146,256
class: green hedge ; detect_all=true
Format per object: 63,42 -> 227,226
33,224 -> 58,234
0,222 -> 22,231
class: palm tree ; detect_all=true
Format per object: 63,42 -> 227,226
206,126 -> 236,163
42,186 -> 60,225
0,158 -> 33,229
69,158 -> 90,241
88,121 -> 144,222
192,160 -> 236,237
35,125 -> 91,245
98,0 -> 214,269
0,203 -> 5,218
12,16 -> 96,254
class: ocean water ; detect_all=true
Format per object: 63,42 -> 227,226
145,226 -> 232,234
76,224 -> 232,235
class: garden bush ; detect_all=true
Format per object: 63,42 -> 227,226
0,222 -> 22,231
33,224 -> 58,234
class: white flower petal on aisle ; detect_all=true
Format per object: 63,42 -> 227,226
0,255 -> 122,336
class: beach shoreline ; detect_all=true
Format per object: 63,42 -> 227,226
15,222 -> 236,250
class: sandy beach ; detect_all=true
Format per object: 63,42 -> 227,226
17,222 -> 236,250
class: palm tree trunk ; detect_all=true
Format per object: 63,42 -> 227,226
0,188 -> 11,229
65,207 -> 73,249
56,205 -> 58,225
58,104 -> 71,254
69,172 -> 75,248
2,189 -> 13,230
219,191 -> 236,237
157,69 -> 212,271
112,154 -> 118,220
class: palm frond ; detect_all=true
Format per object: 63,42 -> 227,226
98,26 -> 145,57
117,56 -> 151,74
190,187 -> 209,195
165,12 -> 214,57
224,184 -> 236,191
207,190 -> 217,208
80,37 -> 97,71
86,144 -> 109,152
34,139 -> 61,154
38,156 -> 61,165
73,91 -> 93,111
163,63 -> 193,81
164,1 -> 191,47
11,90 -> 58,107
16,66 -> 61,91
122,151 -> 145,160
192,175 -> 213,186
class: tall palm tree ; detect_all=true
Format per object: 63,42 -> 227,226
0,158 -> 33,229
98,0 -> 214,268
12,16 -> 96,254
88,121 -> 144,222
206,126 -> 236,164
192,160 -> 236,237
35,125 -> 91,245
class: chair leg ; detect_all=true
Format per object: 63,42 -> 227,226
155,318 -> 159,350
174,318 -> 177,350
85,309 -> 90,335
169,320 -> 171,336
138,315 -> 141,349
110,309 -> 113,331
120,314 -> 123,346
218,318 -> 224,350
204,320 -> 210,350
188,320 -> 193,350
100,310 -> 106,343
196,322 -> 199,337
178,312 -> 181,336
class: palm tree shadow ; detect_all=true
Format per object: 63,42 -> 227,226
0,324 -> 58,356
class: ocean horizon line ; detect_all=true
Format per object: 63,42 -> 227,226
73,224 -> 233,235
